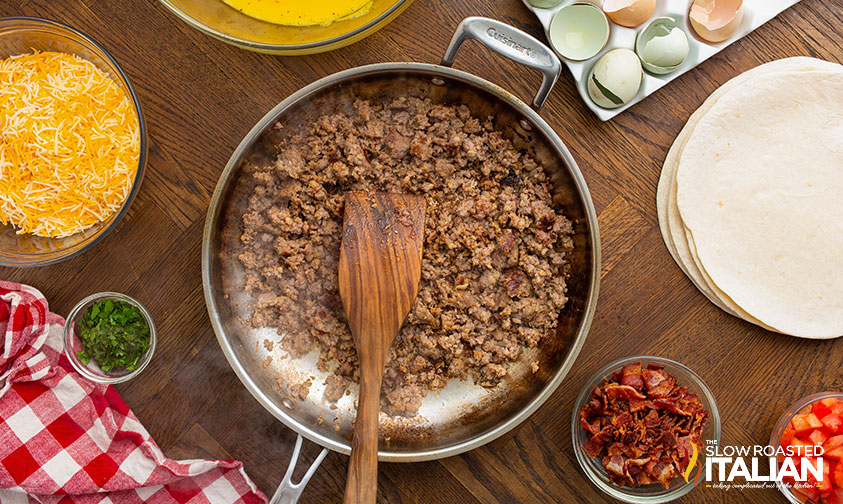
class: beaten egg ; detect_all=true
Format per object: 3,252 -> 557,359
221,0 -> 373,26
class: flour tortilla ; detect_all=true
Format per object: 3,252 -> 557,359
656,58 -> 843,334
674,67 -> 843,338
657,59 -> 833,323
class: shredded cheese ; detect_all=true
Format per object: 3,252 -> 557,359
0,51 -> 140,238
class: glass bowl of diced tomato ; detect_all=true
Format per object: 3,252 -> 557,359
770,392 -> 843,504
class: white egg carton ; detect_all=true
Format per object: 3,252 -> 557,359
523,0 -> 801,121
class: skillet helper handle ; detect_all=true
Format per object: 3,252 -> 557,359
270,433 -> 329,504
441,16 -> 561,111
343,365 -> 383,504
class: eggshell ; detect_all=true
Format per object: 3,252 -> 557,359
548,3 -> 610,61
643,28 -> 689,67
587,48 -> 643,109
689,0 -> 743,43
602,0 -> 656,28
635,17 -> 690,74
527,0 -> 563,8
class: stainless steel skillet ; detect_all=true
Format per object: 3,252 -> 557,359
201,17 -> 600,503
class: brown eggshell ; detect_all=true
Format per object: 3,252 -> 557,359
602,0 -> 657,28
689,0 -> 744,43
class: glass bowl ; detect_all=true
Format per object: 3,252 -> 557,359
63,292 -> 156,384
572,356 -> 722,503
769,391 -> 843,504
157,0 -> 413,54
0,17 -> 148,267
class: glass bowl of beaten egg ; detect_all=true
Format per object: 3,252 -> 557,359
0,17 -> 147,267
157,0 -> 414,54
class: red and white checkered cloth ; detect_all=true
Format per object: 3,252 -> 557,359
0,281 -> 268,504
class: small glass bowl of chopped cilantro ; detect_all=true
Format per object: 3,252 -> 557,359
63,292 -> 156,383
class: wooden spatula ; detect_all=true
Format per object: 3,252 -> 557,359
338,191 -> 426,504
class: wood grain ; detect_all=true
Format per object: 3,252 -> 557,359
339,192 -> 426,504
0,0 -> 841,502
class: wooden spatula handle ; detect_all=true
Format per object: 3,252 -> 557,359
343,363 -> 383,504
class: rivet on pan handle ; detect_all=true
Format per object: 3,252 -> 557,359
269,433 -> 329,504
441,16 -> 562,111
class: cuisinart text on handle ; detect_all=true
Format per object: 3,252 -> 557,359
486,28 -> 536,59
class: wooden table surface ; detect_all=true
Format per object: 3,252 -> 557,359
2,0 -> 842,502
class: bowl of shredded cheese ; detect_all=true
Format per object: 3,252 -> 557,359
0,17 -> 147,267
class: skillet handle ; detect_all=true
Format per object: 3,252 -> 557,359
269,433 -> 329,504
441,16 -> 561,111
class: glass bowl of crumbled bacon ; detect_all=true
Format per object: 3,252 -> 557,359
572,356 -> 721,503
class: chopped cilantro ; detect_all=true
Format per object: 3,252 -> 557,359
76,299 -> 150,373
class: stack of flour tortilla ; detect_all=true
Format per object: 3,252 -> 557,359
657,57 -> 843,339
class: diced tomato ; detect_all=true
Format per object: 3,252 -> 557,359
783,426 -> 798,446
822,414 -> 843,435
822,489 -> 843,504
818,458 -> 833,493
815,399 -> 839,419
816,481 -> 834,496
792,488 -> 809,503
833,461 -> 843,488
794,414 -> 826,433
792,491 -> 809,503
804,457 -> 831,492
791,398 -> 843,504
812,429 -> 833,446
820,478 -> 834,493
827,447 -> 843,461
793,484 -> 821,503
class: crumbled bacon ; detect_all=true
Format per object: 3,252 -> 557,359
621,363 -> 645,389
604,455 -> 625,477
642,366 -> 676,398
604,383 -> 647,401
579,363 -> 709,489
